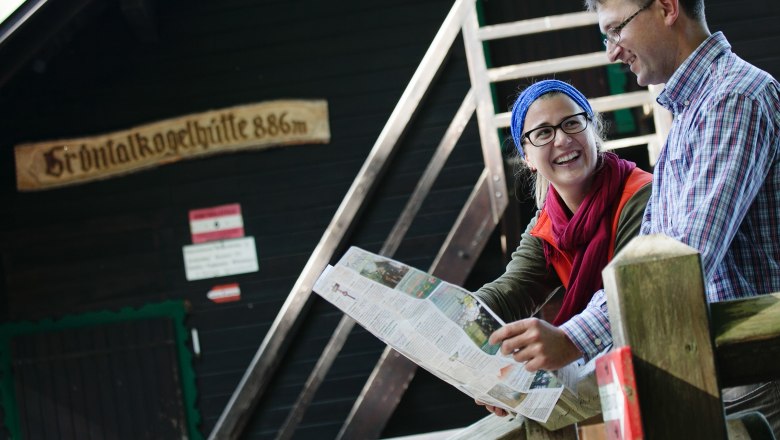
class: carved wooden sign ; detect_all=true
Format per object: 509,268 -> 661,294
14,99 -> 330,191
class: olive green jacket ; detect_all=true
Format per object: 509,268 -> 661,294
474,184 -> 651,324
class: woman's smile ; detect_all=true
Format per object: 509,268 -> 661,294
553,150 -> 581,165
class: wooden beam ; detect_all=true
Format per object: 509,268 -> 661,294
602,234 -> 728,440
446,414 -> 526,440
487,52 -> 609,83
494,91 -> 655,128
477,11 -> 597,41
712,292 -> 780,388
525,421 -> 578,440
446,414 -> 579,440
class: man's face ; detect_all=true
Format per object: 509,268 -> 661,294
597,0 -> 673,86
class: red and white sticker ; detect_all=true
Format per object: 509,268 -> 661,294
189,203 -> 245,244
596,346 -> 644,440
207,283 -> 241,303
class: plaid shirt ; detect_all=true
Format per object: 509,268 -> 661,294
562,32 -> 780,360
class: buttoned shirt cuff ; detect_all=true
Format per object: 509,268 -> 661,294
559,289 -> 612,362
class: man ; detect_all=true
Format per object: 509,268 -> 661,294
582,0 -> 780,434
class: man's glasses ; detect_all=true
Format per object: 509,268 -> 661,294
522,112 -> 591,147
603,0 -> 654,47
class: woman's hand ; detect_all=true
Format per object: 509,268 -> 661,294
489,318 -> 582,372
474,399 -> 510,417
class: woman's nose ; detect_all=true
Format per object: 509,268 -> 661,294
552,127 -> 572,147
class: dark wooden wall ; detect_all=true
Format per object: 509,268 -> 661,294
0,0 -> 779,439
0,0 -> 489,438
11,317 -> 187,439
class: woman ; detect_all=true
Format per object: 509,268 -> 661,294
474,80 -> 651,416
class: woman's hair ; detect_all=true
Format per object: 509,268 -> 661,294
511,91 -> 608,208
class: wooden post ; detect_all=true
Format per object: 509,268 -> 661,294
602,234 -> 727,439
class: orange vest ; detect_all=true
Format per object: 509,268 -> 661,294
529,167 -> 652,289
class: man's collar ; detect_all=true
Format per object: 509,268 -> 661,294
656,32 -> 731,111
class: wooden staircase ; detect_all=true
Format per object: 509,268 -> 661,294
207,1 -> 670,438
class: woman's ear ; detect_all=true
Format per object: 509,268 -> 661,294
524,157 -> 536,173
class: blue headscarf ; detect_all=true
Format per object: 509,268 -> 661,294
510,80 -> 594,158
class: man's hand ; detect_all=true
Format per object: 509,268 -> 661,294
489,318 -> 582,372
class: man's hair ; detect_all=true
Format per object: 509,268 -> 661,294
583,0 -> 705,22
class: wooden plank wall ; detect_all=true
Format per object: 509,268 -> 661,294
707,0 -> 780,76
11,318 -> 186,439
0,0 -> 488,438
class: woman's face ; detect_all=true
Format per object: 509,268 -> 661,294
522,94 -> 600,198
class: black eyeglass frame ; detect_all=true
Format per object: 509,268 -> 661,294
521,112 -> 592,148
602,0 -> 654,47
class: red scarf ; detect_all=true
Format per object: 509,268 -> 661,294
545,152 -> 636,325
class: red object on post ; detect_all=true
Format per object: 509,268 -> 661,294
596,346 -> 644,440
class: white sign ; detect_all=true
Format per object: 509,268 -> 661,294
183,237 -> 259,281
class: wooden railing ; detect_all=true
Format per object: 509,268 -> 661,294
453,234 -> 780,439
602,234 -> 779,440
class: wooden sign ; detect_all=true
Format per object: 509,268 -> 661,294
14,99 -> 330,191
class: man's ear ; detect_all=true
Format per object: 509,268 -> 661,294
656,0 -> 680,26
